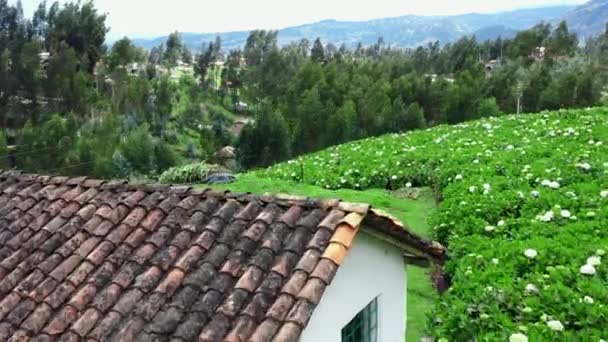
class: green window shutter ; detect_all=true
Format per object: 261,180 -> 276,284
341,297 -> 378,342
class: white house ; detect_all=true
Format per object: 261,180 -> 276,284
0,172 -> 446,342
301,231 -> 408,341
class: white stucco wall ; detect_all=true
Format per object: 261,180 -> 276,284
300,230 -> 407,342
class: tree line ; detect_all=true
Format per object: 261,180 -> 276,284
234,23 -> 608,168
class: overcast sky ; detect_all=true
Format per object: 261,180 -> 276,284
13,0 -> 588,40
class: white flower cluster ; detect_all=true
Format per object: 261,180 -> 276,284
580,255 -> 601,276
537,210 -> 554,222
509,333 -> 528,342
576,162 -> 591,171
524,249 -> 537,259
547,320 -> 564,331
525,283 -> 539,294
483,183 -> 491,195
540,179 -> 560,189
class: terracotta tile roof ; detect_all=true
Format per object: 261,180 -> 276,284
0,170 -> 445,341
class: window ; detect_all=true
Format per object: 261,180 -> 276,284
341,297 -> 378,342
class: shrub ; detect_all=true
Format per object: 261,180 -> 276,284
111,151 -> 132,178
477,97 -> 502,118
153,142 -> 179,172
120,125 -> 155,174
158,162 -> 209,184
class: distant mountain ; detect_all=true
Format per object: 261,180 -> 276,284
132,5 -> 577,51
562,0 -> 608,39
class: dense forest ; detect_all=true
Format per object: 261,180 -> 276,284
1,0 -> 607,179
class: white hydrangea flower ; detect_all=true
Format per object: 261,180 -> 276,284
491,258 -> 499,264
484,225 -> 496,233
506,145 -> 514,150
587,256 -> 601,266
469,186 -> 477,193
580,264 -> 596,275
541,179 -> 551,187
509,333 -> 529,342
538,210 -> 554,222
522,307 -> 533,313
601,190 -> 608,199
596,249 -> 606,256
525,283 -> 539,294
455,174 -> 463,181
560,210 -> 571,218
405,182 -> 412,188
549,181 -> 560,189
524,249 -> 538,259
547,320 -> 564,331
584,296 -> 594,304
497,220 -> 505,227
531,190 -> 540,198
577,162 -> 591,171
391,175 -> 397,181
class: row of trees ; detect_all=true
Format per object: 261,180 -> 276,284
234,23 -> 608,168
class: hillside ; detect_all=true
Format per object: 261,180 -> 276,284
132,5 -> 574,50
562,0 -> 608,39
243,107 -> 608,339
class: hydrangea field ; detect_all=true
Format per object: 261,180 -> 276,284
253,107 -> 608,340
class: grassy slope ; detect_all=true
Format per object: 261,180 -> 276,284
208,174 -> 437,341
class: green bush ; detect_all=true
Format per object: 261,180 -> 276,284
117,124 -> 178,177
111,151 -> 132,178
153,142 -> 179,172
120,125 -> 155,173
158,162 -> 209,184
